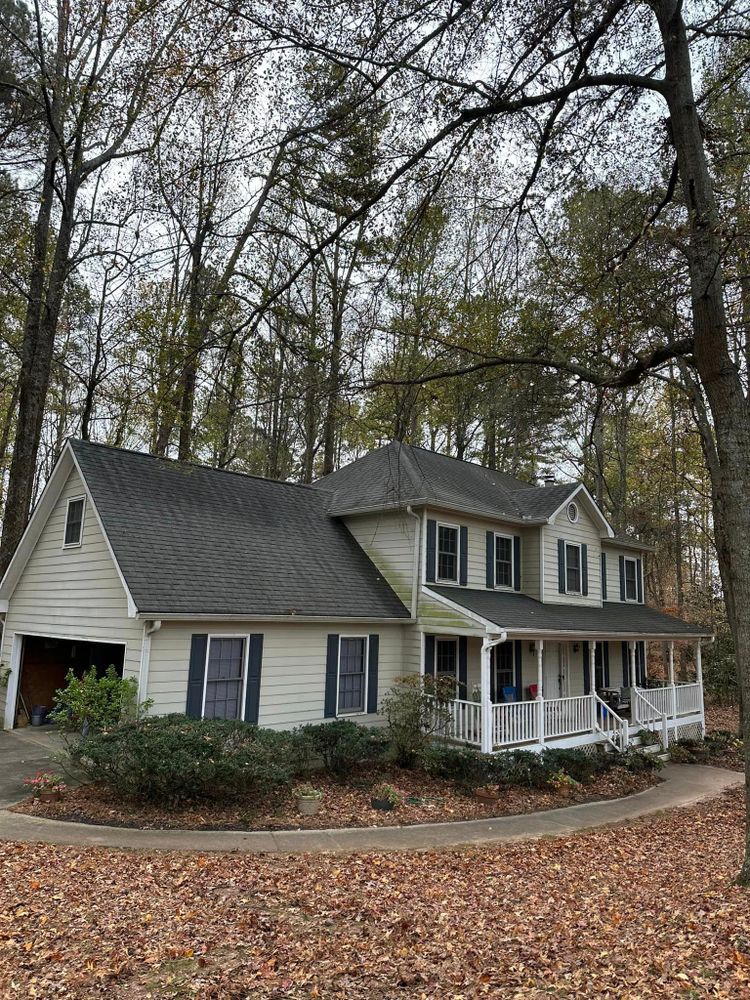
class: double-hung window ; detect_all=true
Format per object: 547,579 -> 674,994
624,557 -> 638,601
493,644 -> 514,696
494,534 -> 513,588
63,497 -> 85,547
565,542 -> 582,594
337,637 -> 368,714
203,637 -> 246,719
436,523 -> 459,582
435,638 -> 458,679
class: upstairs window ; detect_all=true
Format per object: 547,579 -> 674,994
565,542 -> 581,594
494,534 -> 513,588
436,523 -> 459,582
624,557 -> 638,601
63,497 -> 85,547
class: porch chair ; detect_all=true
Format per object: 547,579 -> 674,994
501,686 -> 518,703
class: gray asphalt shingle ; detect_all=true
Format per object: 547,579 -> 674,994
71,440 -> 410,619
428,587 -> 711,637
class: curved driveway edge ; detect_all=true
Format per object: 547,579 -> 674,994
0,764 -> 741,854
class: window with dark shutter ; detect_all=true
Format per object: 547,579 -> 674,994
493,644 -> 514,695
337,637 -> 367,713
565,542 -> 581,593
624,558 -> 638,601
436,523 -> 459,582
435,638 -> 458,678
494,534 -> 513,588
204,637 -> 245,719
64,497 -> 85,547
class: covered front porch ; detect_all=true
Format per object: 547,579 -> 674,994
421,615 -> 708,756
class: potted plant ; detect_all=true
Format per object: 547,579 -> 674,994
293,784 -> 323,816
371,782 -> 401,811
474,784 -> 501,802
547,770 -> 580,798
24,771 -> 67,803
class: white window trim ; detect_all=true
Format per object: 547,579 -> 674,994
436,520 -> 461,585
435,636 -> 459,677
62,495 -> 86,549
201,634 -> 250,720
623,556 -> 639,603
336,634 -> 370,716
493,532 -> 515,590
564,541 -> 583,595
567,501 -> 579,523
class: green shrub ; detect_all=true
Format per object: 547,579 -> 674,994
381,675 -> 454,767
619,749 -> 664,773
69,714 -> 300,802
540,748 -> 604,784
51,666 -> 151,734
421,743 -> 492,786
298,720 -> 388,776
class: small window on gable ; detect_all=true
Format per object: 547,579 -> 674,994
624,557 -> 638,601
64,497 -> 85,547
567,501 -> 579,523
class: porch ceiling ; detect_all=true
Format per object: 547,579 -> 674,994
426,587 -> 712,639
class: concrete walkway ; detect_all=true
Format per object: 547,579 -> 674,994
0,727 -> 65,807
0,764 -> 741,854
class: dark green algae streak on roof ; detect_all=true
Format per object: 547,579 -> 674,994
69,439 -> 410,619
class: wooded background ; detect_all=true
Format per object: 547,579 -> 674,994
0,0 -> 746,701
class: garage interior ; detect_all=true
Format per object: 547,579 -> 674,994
14,635 -> 125,726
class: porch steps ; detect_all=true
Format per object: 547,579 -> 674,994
603,735 -> 670,764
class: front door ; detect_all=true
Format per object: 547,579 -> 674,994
543,642 -> 568,699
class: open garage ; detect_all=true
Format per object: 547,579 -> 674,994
12,634 -> 125,727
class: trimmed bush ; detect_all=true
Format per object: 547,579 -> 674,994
69,714 -> 301,802
421,743 -> 492,786
298,720 -> 388,777
51,666 -> 151,734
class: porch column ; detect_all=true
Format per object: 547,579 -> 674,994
480,635 -> 502,754
628,641 -> 637,690
696,640 -> 705,733
668,640 -> 677,719
589,641 -> 597,732
536,640 -> 545,745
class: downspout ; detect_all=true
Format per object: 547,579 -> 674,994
481,630 -> 507,753
406,505 -> 421,620
138,620 -> 162,709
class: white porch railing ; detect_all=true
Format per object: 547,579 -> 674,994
633,683 -> 703,720
633,688 -> 669,748
642,685 -> 672,717
593,693 -> 628,751
492,701 -> 539,747
675,682 -> 702,716
434,697 -> 482,747
543,695 -> 592,740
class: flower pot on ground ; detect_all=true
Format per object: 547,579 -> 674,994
39,788 -> 61,803
371,782 -> 402,811
474,785 -> 501,802
293,785 -> 323,816
23,770 -> 66,802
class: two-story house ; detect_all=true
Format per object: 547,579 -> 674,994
0,439 -> 709,754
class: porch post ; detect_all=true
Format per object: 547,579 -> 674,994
590,640 -> 597,732
628,641 -> 637,690
696,640 -> 705,734
536,639 -> 545,746
668,640 -> 677,719
480,636 -> 494,754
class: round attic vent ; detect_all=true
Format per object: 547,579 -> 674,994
567,501 -> 579,523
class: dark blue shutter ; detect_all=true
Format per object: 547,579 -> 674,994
603,642 -> 610,687
514,639 -> 523,698
582,641 -> 590,695
636,641 -> 645,687
459,526 -> 468,586
619,556 -> 626,601
513,536 -> 521,591
458,636 -> 468,696
601,553 -> 608,600
244,634 -> 264,724
324,634 -> 339,717
426,519 -> 437,583
486,531 -> 494,588
367,634 -> 379,713
424,634 -> 435,676
621,641 -> 630,686
558,539 -> 566,593
636,558 -> 643,603
581,544 -> 589,596
186,634 -> 208,718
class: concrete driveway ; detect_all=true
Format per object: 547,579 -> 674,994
0,727 -> 66,807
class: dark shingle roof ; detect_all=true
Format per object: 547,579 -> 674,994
314,442 -> 579,522
428,587 -> 712,637
70,440 -> 410,619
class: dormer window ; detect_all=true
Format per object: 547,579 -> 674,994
63,496 -> 85,548
624,557 -> 638,601
436,523 -> 459,582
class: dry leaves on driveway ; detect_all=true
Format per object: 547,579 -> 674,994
1,786 -> 750,998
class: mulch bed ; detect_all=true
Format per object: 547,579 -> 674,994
706,703 -> 741,735
11,766 -> 659,831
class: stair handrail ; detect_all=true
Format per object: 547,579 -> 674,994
633,688 -> 669,750
593,693 -> 628,752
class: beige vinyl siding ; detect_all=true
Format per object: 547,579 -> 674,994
343,511 -> 417,608
0,469 -> 143,723
543,500 -> 602,607
461,639 -> 587,702
602,546 -> 644,603
147,620 -> 411,729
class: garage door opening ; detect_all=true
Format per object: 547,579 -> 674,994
14,635 -> 125,727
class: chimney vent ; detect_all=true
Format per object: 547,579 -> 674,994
542,472 -> 556,487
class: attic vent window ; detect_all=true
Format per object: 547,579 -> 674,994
63,496 -> 85,547
567,501 -> 579,523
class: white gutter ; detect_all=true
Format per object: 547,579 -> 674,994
406,505 -> 421,619
480,629 -> 507,753
138,620 -> 162,707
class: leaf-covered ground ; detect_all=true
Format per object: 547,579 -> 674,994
1,785 -> 749,998
12,767 -> 657,831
